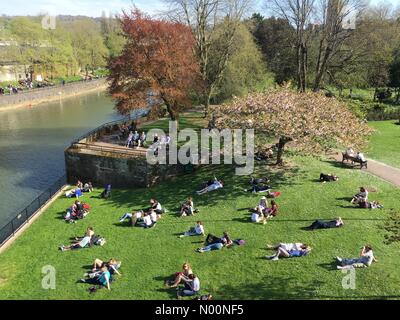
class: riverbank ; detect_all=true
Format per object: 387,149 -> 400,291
0,79 -> 108,112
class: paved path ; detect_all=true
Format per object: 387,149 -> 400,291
333,152 -> 400,187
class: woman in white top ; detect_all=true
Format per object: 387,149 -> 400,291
179,221 -> 205,238
336,245 -> 378,269
254,196 -> 268,215
139,212 -> 156,229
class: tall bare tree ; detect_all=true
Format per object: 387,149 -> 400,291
164,0 -> 252,114
267,0 -> 315,92
312,0 -> 367,91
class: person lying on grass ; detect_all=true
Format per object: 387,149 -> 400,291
351,187 -> 369,205
266,243 -> 308,252
368,201 -> 384,209
320,173 -> 339,182
59,233 -> 92,251
91,258 -> 121,275
179,221 -> 205,238
80,265 -> 111,291
196,232 -> 233,253
180,197 -> 197,217
250,176 -> 270,186
265,245 -> 312,261
305,217 -> 344,230
196,176 -> 224,195
177,274 -> 201,299
165,263 -> 193,288
336,245 -> 378,269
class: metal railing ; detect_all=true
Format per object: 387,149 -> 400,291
71,108 -> 150,145
0,175 -> 67,248
0,77 -> 106,97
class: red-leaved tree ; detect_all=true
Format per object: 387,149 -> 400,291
108,9 -> 202,120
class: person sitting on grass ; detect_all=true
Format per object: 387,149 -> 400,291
351,187 -> 369,207
263,200 -> 279,221
179,221 -> 205,238
177,274 -> 200,299
196,232 -> 233,253
64,201 -> 90,222
91,258 -> 121,276
197,176 -> 224,195
251,211 -> 264,224
336,245 -> 378,269
100,184 -> 111,199
165,263 -> 193,288
253,196 -> 268,215
65,187 -> 83,199
305,217 -> 344,230
80,265 -> 111,291
265,245 -> 312,261
138,211 -> 157,228
320,173 -> 339,182
59,233 -> 92,251
180,197 -> 196,217
82,182 -> 93,193
149,199 -> 164,215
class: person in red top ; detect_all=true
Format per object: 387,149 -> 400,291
263,200 -> 278,223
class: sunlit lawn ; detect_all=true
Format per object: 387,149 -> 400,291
0,154 -> 399,300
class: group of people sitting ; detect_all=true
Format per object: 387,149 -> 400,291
65,180 -> 93,198
59,227 -> 106,251
64,200 -> 91,223
180,197 -> 198,217
165,263 -> 201,298
126,130 -> 147,148
345,148 -> 367,163
80,258 -> 122,291
119,199 -> 164,228
250,196 -> 279,224
351,187 -> 383,209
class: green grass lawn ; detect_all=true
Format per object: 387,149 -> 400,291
367,120 -> 400,168
0,153 -> 399,300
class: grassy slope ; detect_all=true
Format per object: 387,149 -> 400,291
0,114 -> 399,300
367,121 -> 400,169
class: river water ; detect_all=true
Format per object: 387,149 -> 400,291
0,91 -> 120,228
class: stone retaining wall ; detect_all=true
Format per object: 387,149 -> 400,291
0,79 -> 107,108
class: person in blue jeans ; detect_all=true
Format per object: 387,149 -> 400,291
196,232 -> 233,253
177,274 -> 200,299
80,265 -> 111,290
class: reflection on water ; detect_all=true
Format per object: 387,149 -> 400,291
0,91 -> 120,228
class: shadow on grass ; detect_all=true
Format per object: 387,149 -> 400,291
102,163 -> 302,213
322,160 -> 362,171
216,275 -> 325,300
317,261 -> 338,271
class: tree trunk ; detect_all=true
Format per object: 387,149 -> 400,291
276,137 -> 292,165
165,102 -> 179,122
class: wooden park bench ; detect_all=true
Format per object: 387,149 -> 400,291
342,153 -> 368,169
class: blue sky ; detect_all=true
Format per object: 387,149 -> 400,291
0,0 -> 399,17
